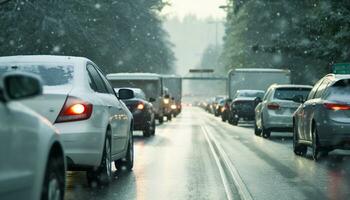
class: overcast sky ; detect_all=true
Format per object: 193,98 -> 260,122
162,0 -> 227,19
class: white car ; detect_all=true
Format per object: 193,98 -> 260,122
0,72 -> 66,200
0,55 -> 134,186
255,84 -> 312,138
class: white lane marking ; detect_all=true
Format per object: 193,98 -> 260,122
202,124 -> 254,200
202,126 -> 234,200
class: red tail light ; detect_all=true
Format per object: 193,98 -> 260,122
324,103 -> 350,111
137,103 -> 144,110
55,96 -> 93,123
267,103 -> 280,110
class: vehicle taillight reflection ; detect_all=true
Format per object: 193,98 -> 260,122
56,96 -> 93,123
267,103 -> 280,110
324,103 -> 350,111
137,103 -> 145,110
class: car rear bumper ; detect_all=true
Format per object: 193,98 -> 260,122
318,122 -> 350,148
55,122 -> 105,169
132,111 -> 150,130
264,113 -> 293,130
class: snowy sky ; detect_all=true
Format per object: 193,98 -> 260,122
162,0 -> 227,19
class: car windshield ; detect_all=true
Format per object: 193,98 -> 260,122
0,64 -> 74,86
274,88 -> 311,101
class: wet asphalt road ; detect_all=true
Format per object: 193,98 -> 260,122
65,107 -> 350,200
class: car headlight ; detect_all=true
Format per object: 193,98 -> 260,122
163,98 -> 170,104
171,104 -> 177,109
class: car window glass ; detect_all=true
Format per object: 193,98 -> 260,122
86,64 -> 108,93
95,67 -> 115,95
86,69 -> 98,91
262,88 -> 271,101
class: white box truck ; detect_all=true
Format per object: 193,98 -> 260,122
228,68 -> 291,99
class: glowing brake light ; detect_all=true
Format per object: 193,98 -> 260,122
55,96 -> 93,123
137,103 -> 144,110
163,98 -> 170,104
171,104 -> 177,110
324,103 -> 350,111
66,104 -> 86,115
267,103 -> 280,110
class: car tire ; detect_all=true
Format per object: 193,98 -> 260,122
261,116 -> 271,138
293,124 -> 307,156
254,120 -> 262,136
167,114 -> 172,121
312,127 -> 321,161
115,131 -> 134,171
158,116 -> 164,124
151,119 -> 156,136
87,135 -> 112,187
143,123 -> 152,137
41,155 -> 65,200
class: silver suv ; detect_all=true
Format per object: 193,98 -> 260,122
255,84 -> 312,138
293,74 -> 350,160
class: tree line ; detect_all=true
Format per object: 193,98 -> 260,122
0,0 -> 175,74
222,0 -> 350,84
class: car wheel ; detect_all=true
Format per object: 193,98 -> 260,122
158,116 -> 164,124
261,116 -> 271,138
143,123 -> 152,137
167,114 -> 172,121
151,119 -> 156,136
115,131 -> 134,171
293,124 -> 307,156
41,155 -> 65,200
87,135 -> 112,187
312,127 -> 321,161
254,120 -> 262,136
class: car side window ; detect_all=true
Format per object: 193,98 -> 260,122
95,67 -> 115,95
86,64 -> 108,93
307,79 -> 324,100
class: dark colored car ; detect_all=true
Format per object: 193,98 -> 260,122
228,90 -> 265,125
293,74 -> 350,160
116,87 -> 156,137
221,98 -> 232,122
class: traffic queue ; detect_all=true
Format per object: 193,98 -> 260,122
0,55 -> 182,200
201,67 -> 350,161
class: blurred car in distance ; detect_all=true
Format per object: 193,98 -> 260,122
228,90 -> 265,125
255,84 -> 312,138
0,55 -> 134,186
221,98 -> 232,122
162,74 -> 182,116
116,87 -> 156,137
212,95 -> 226,116
293,74 -> 350,160
0,72 -> 66,200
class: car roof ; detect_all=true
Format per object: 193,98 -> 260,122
237,89 -> 265,93
325,74 -> 350,82
270,84 -> 313,89
0,55 -> 89,66
233,97 -> 256,101
107,73 -> 161,80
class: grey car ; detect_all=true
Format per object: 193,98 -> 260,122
255,84 -> 312,138
293,74 -> 350,160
